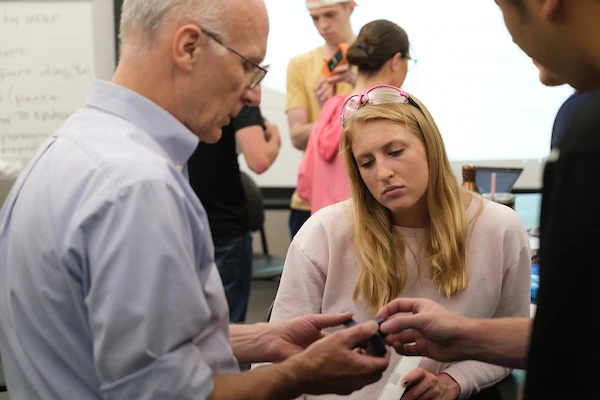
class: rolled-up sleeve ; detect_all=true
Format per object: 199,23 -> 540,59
442,245 -> 531,398
66,179 -> 235,400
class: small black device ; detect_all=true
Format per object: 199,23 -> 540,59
322,43 -> 349,77
343,318 -> 387,357
327,48 -> 344,71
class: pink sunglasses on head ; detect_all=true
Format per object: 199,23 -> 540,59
340,84 -> 422,125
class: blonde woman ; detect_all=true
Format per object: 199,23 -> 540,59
270,86 -> 531,400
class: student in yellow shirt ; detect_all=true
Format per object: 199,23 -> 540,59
286,0 -> 357,238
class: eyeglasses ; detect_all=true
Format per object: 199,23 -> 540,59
201,28 -> 269,89
340,85 -> 422,126
405,57 -> 417,71
405,45 -> 418,71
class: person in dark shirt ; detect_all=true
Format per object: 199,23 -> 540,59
372,1 -> 600,398
549,91 -> 598,148
188,103 -> 280,323
533,60 -> 597,148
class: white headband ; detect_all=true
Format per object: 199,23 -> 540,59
306,0 -> 352,10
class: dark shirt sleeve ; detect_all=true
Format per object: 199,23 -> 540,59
232,106 -> 265,132
550,91 -> 597,149
525,95 -> 600,399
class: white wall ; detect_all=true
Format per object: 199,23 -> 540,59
240,0 -> 572,189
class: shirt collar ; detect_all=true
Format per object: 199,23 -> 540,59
85,79 -> 199,166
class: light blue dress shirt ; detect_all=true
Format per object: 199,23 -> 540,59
0,80 -> 239,399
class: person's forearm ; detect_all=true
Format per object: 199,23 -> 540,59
229,323 -> 273,365
460,318 -> 532,369
210,358 -> 306,400
290,123 -> 314,150
246,141 -> 279,174
264,140 -> 280,168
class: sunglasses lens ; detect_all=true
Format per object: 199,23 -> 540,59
367,87 -> 409,105
341,87 -> 418,124
341,97 -> 361,123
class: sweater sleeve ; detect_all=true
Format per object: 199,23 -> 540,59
441,244 -> 531,399
270,240 -> 326,321
262,224 -> 331,400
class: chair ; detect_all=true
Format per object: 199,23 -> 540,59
239,171 -> 286,280
0,355 -> 6,392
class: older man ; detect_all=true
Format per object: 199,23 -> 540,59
0,0 -> 389,398
376,0 -> 600,398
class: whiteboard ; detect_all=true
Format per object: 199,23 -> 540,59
0,0 -> 115,170
239,0 -> 572,189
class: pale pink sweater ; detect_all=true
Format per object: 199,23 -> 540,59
270,198 -> 531,399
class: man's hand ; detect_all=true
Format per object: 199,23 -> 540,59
400,369 -> 460,400
285,320 -> 390,396
314,78 -> 336,109
377,298 -> 531,369
216,320 -> 390,399
263,312 -> 353,362
325,64 -> 357,86
376,298 -> 470,362
264,122 -> 281,149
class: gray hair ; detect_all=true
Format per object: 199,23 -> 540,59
119,0 -> 228,54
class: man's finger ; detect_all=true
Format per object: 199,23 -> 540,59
308,312 -> 353,330
393,341 -> 425,357
325,74 -> 346,85
336,320 -> 380,348
332,64 -> 350,73
348,344 -> 391,373
315,77 -> 326,90
375,298 -> 424,319
379,313 -> 425,336
316,84 -> 332,99
384,329 -> 420,346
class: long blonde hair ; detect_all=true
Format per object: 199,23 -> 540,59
341,93 -> 477,313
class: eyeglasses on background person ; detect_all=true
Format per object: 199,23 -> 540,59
405,56 -> 417,71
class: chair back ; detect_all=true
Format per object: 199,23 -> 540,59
240,171 -> 265,232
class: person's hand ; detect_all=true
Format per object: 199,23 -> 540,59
264,122 -> 281,148
325,63 -> 357,86
262,312 -> 355,362
314,78 -> 336,109
375,298 -> 470,362
400,369 -> 460,400
286,320 -> 391,396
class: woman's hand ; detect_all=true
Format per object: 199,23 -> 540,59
400,368 -> 460,400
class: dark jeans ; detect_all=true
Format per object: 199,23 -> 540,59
289,209 -> 311,239
214,231 -> 253,323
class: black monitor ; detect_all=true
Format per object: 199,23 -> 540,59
475,166 -> 523,194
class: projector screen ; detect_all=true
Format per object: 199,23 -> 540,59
240,0 -> 573,189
